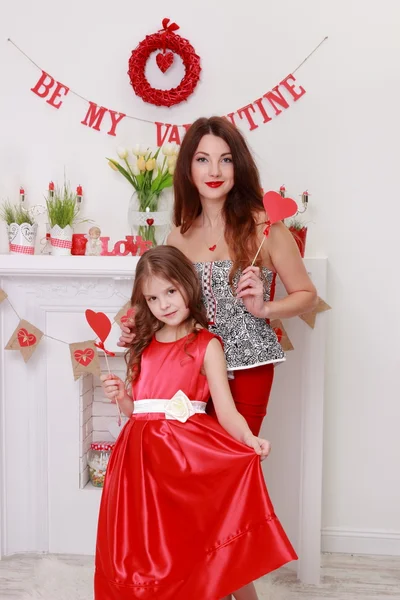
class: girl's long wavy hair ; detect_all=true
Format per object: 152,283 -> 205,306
173,116 -> 265,282
125,246 -> 208,385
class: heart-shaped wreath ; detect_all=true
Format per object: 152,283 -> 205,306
128,18 -> 201,107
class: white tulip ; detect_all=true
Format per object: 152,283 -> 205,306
168,165 -> 175,175
162,143 -> 173,156
130,160 -> 140,176
167,155 -> 177,168
117,147 -> 129,160
132,144 -> 141,156
171,143 -> 180,156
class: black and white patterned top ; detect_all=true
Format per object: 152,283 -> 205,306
193,260 -> 285,371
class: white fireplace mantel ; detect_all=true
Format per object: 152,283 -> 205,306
0,254 -> 328,585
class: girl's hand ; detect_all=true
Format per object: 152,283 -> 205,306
243,433 -> 271,461
236,266 -> 270,319
117,324 -> 136,348
100,374 -> 125,403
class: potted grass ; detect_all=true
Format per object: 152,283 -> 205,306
0,200 -> 38,255
46,183 -> 80,256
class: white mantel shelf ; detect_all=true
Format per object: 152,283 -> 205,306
0,254 -> 139,278
0,254 -> 324,278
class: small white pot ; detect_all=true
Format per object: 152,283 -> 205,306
50,224 -> 73,256
7,222 -> 38,255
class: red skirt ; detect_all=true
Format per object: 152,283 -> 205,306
95,411 -> 296,599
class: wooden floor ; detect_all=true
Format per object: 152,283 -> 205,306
0,552 -> 399,599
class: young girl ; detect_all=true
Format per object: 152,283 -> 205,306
95,246 -> 297,600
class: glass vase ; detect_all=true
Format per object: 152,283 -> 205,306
127,189 -> 172,248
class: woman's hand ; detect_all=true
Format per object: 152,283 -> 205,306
243,433 -> 271,461
236,266 -> 269,319
100,374 -> 126,403
117,324 -> 136,348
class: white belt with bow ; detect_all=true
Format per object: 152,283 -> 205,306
132,390 -> 207,423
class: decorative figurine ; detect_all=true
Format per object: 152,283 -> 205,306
85,226 -> 103,256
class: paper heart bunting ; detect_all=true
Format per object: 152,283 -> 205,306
299,297 -> 331,329
69,340 -> 101,380
262,191 -> 298,227
5,319 -> 43,362
0,288 -> 8,304
17,328 -> 37,347
114,302 -> 135,327
74,348 -> 95,366
270,319 -> 294,352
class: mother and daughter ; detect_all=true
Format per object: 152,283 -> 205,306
96,117 -> 317,599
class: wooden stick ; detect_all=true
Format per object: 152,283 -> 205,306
251,237 -> 266,266
104,351 -> 122,426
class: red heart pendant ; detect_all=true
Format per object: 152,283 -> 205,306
17,327 -> 37,347
74,348 -> 95,366
85,310 -> 112,343
209,245 -> 217,252
146,218 -> 154,226
156,52 -> 174,73
262,191 -> 298,225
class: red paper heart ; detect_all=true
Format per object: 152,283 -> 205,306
85,310 -> 112,343
262,191 -> 298,225
156,52 -> 174,73
146,218 -> 154,226
121,308 -> 136,325
274,327 -> 283,342
74,348 -> 95,366
17,328 -> 37,347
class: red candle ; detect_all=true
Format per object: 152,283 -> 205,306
19,187 -> 25,203
77,185 -> 83,196
279,185 -> 286,198
301,190 -> 309,207
49,181 -> 54,191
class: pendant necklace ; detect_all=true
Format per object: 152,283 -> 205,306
203,212 -> 225,252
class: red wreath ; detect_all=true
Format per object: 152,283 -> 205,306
128,19 -> 201,108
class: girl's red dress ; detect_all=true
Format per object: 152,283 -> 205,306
95,329 -> 296,599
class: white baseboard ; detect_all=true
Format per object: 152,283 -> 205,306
322,527 -> 400,556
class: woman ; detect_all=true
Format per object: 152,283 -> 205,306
119,116 -> 317,600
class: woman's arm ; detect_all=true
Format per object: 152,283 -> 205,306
237,221 -> 318,320
203,339 -> 270,459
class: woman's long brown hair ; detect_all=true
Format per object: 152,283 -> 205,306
173,116 -> 265,281
125,246 -> 208,385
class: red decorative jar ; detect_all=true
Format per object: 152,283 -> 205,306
71,233 -> 87,255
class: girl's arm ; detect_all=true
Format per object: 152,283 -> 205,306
203,339 -> 270,460
100,374 -> 133,417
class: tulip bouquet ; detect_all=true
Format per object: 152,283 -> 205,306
107,144 -> 178,246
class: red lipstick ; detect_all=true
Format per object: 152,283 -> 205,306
205,182 -> 223,188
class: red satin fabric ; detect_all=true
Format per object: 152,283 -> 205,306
95,330 -> 296,599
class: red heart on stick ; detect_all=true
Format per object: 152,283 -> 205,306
74,348 -> 94,366
262,191 -> 298,225
85,310 -> 112,343
17,328 -> 37,347
156,52 -> 174,73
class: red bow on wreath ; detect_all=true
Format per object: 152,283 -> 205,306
160,18 -> 180,33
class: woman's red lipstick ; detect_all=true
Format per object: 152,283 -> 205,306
205,181 -> 223,188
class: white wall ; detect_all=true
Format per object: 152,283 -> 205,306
1,1 -> 399,554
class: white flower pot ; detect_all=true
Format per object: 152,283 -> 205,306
50,225 -> 73,256
7,222 -> 38,255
